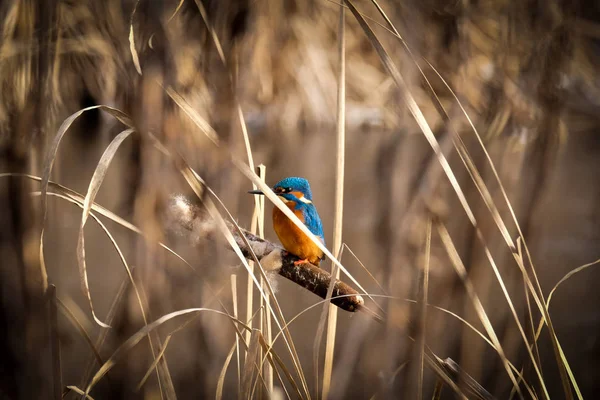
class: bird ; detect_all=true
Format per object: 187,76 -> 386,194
248,177 -> 325,266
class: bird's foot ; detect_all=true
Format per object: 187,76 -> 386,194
293,258 -> 310,266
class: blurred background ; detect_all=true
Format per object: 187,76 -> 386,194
1,0 -> 599,398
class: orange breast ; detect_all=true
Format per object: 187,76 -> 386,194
272,202 -> 324,265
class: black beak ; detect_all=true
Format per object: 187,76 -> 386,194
248,190 -> 264,195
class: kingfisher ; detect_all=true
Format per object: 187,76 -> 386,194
248,177 -> 325,266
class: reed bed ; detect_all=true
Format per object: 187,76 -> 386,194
1,0 -> 599,398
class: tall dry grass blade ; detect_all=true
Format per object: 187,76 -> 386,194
65,386 -> 95,400
80,274 -> 129,387
216,342 -> 237,400
231,274 -> 241,387
256,165 -> 273,395
547,258 -> 600,308
245,206 -> 258,361
11,171 -> 198,277
528,259 -> 600,400
71,122 -> 171,394
40,105 -> 133,294
56,296 -> 105,369
48,285 -> 63,400
245,168 -> 264,367
77,127 -> 134,327
166,0 -> 186,22
241,330 -> 262,399
423,60 -> 575,398
83,308 -> 249,396
128,0 -> 142,75
38,186 -> 170,396
272,292 -> 535,398
440,358 -> 495,400
164,87 -> 220,145
341,243 -> 388,295
450,135 -> 549,396
517,238 -> 543,378
435,222 -> 523,399
257,334 -> 303,399
252,337 -> 302,399
38,191 -> 133,373
345,1 -> 554,396
137,336 -> 173,391
416,219 -> 432,400
322,4 -> 346,399
342,9 -> 541,378
193,0 -> 227,67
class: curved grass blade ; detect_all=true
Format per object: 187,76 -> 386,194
65,386 -> 95,400
83,308 -> 249,397
436,222 -> 523,398
216,342 -> 237,400
40,105 -> 133,295
77,128 -> 134,327
128,0 -> 142,75
56,296 -> 105,369
4,173 -> 198,278
35,189 -> 166,394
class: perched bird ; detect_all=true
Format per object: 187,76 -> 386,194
249,177 -> 325,265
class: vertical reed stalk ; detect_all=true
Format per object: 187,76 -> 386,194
257,164 -> 273,395
231,274 -> 241,386
322,4 -> 346,399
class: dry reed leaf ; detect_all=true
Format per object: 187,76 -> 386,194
65,386 -> 96,400
231,274 -> 241,388
5,172 -> 197,274
40,105 -> 133,291
416,219 -> 431,400
77,128 -> 134,327
345,1 -> 578,397
257,334 -> 302,399
424,60 -> 577,397
42,120 -> 172,394
216,342 -> 237,400
56,295 -> 105,369
83,308 -> 247,396
137,336 -> 173,391
436,222 -> 524,398
241,329 -> 262,398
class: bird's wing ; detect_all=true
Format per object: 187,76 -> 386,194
302,204 -> 325,246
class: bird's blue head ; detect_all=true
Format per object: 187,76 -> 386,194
272,177 -> 313,203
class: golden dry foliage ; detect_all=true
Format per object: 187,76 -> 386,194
1,0 -> 599,398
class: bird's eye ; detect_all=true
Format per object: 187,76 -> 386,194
286,187 -> 292,192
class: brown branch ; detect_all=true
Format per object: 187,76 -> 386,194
167,195 -> 364,312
